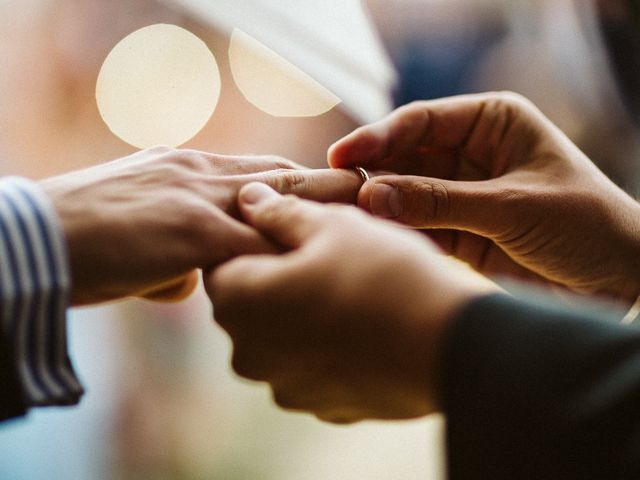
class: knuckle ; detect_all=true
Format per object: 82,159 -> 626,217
150,161 -> 198,184
146,145 -> 175,155
394,102 -> 430,129
173,151 -> 211,172
488,91 -> 536,113
183,201 -> 217,227
401,100 -> 429,114
475,91 -> 542,153
429,182 -> 451,219
145,147 -> 212,174
265,170 -> 309,194
407,181 -> 451,222
264,155 -> 300,170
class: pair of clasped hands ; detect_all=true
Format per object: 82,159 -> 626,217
41,92 -> 640,423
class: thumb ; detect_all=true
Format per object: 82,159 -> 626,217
238,182 -> 328,249
358,175 -> 503,235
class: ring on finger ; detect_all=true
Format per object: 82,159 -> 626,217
353,166 -> 370,184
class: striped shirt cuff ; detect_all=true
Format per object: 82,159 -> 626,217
0,177 -> 83,408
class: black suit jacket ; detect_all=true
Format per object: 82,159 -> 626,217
0,330 -> 26,421
443,294 -> 640,479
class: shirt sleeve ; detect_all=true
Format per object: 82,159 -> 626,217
441,293 -> 640,480
0,177 -> 83,420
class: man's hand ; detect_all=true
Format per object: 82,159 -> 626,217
40,147 -> 362,305
206,183 -> 497,423
328,92 -> 640,303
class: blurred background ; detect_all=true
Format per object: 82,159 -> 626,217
0,0 -> 638,479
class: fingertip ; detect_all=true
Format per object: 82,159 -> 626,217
327,140 -> 344,168
369,183 -> 402,219
328,127 -> 381,168
327,140 -> 349,168
239,182 -> 279,206
357,178 -> 405,219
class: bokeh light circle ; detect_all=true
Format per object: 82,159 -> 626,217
229,28 -> 340,117
96,24 -> 221,149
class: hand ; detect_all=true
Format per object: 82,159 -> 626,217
206,183 -> 498,423
40,147 -> 362,305
329,92 -> 640,303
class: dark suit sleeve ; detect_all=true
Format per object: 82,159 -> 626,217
441,293 -> 640,480
0,328 -> 26,420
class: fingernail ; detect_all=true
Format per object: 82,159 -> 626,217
240,182 -> 277,204
370,184 -> 402,218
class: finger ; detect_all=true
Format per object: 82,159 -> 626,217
258,168 -> 364,204
214,167 -> 391,216
205,254 -> 283,305
206,254 -> 300,336
202,210 -> 281,266
237,183 -> 329,249
137,270 -> 200,302
357,175 -> 504,235
199,168 -> 362,218
328,92 -> 543,177
328,95 -> 491,168
209,154 -> 308,175
177,150 -> 308,176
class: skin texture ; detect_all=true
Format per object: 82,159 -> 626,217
328,92 -> 640,303
207,183 -> 498,423
40,147 -> 363,305
203,92 -> 640,424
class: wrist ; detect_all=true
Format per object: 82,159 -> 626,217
408,256 -> 502,412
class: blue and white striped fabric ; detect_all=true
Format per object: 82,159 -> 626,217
0,177 -> 83,408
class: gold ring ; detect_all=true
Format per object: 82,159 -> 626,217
353,166 -> 370,184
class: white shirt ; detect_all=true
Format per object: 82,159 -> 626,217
170,0 -> 396,124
